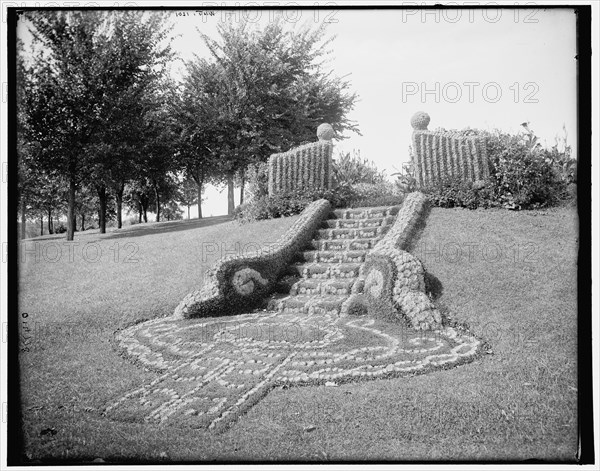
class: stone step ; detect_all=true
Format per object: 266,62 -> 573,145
294,249 -> 368,264
267,294 -> 349,315
316,226 -> 386,241
290,278 -> 356,296
320,215 -> 396,229
308,238 -> 379,251
285,262 -> 361,280
331,205 -> 401,220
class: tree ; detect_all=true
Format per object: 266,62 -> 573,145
138,92 -> 180,223
195,20 -> 360,214
22,11 -> 175,238
173,59 -> 223,219
175,175 -> 200,219
161,200 -> 183,221
87,12 -> 175,231
23,11 -> 111,240
74,184 -> 97,231
125,179 -> 152,224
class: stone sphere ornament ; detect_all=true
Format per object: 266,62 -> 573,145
411,111 -> 430,130
317,123 -> 335,141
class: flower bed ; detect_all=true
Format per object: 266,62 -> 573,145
173,199 -> 332,319
362,192 -> 442,330
106,310 -> 480,432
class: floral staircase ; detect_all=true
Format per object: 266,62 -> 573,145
266,205 -> 401,316
105,195 -> 482,432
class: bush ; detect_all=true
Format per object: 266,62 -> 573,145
333,149 -> 386,186
54,223 -> 67,234
234,185 -> 357,223
245,162 -> 269,202
423,177 -> 495,209
423,126 -> 575,210
491,142 -> 563,210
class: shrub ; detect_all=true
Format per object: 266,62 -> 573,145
422,125 -> 575,210
245,162 -> 269,202
423,177 -> 495,209
491,142 -> 563,209
333,149 -> 386,186
391,160 -> 418,195
234,185 -> 357,223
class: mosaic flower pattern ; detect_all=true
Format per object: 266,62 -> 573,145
105,310 -> 480,431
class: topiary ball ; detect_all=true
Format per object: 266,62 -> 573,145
317,123 -> 335,141
411,112 -> 430,130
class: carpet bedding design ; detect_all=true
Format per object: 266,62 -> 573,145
105,195 -> 483,432
105,310 -> 481,431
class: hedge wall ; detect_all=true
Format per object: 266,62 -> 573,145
268,141 -> 334,196
412,130 -> 490,187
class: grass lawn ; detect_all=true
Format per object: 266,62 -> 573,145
17,206 -> 579,462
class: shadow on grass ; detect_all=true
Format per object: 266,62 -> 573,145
424,271 -> 444,300
103,215 -> 232,240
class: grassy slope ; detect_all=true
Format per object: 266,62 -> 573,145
18,207 -> 578,462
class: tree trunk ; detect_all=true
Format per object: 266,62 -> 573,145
154,184 -> 160,223
80,213 -> 85,232
97,185 -> 107,234
115,182 -> 124,229
197,180 -> 203,219
195,168 -> 203,219
227,171 -> 235,216
187,205 -> 190,220
139,192 -> 149,223
40,216 -> 44,237
136,199 -> 143,223
142,200 -> 148,223
20,198 -> 26,240
67,177 -> 75,241
239,169 -> 245,205
47,209 -> 53,234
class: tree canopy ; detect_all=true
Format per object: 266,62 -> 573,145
17,12 -> 360,234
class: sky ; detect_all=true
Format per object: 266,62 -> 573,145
166,6 -> 577,217
15,6 -> 578,218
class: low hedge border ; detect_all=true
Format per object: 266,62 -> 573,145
173,199 -> 332,319
361,192 -> 442,330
